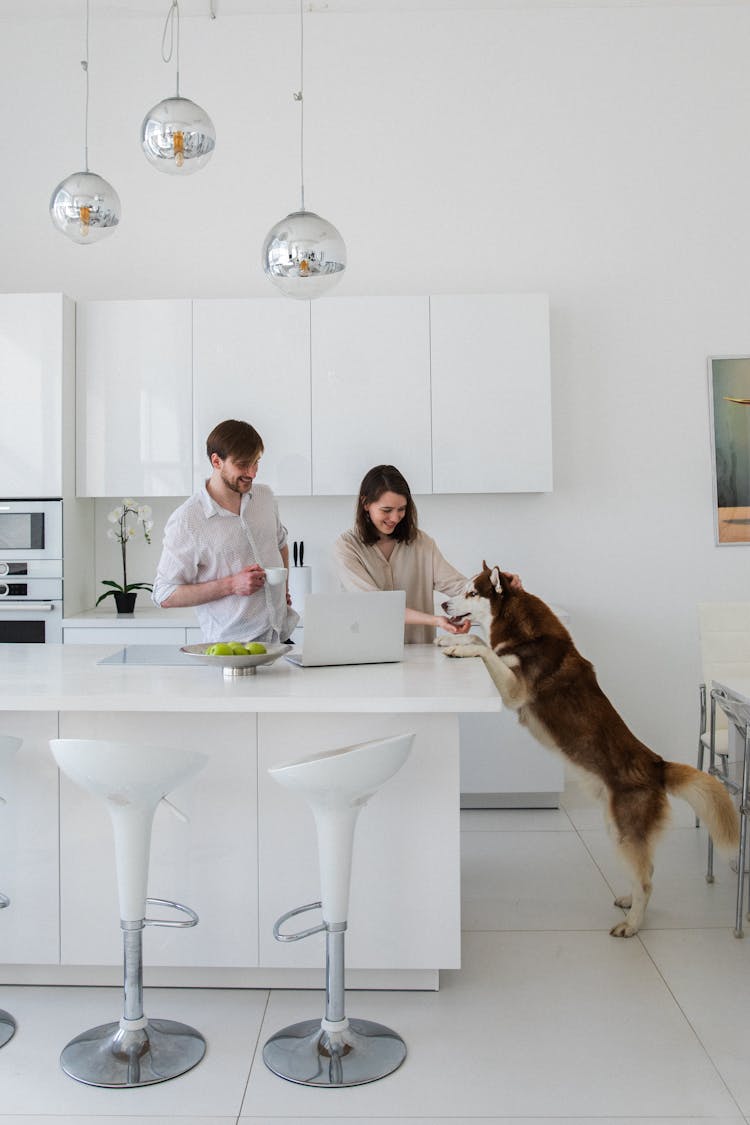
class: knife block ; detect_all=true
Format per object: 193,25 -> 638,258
288,567 -> 311,620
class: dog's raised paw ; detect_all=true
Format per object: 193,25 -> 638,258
614,894 -> 632,909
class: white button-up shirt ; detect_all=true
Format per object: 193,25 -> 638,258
152,483 -> 299,644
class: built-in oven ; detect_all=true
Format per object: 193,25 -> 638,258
0,500 -> 63,643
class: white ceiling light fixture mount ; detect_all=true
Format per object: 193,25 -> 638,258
140,0 -> 215,176
50,0 -> 121,244
262,0 -> 346,300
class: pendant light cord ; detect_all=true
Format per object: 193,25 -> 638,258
295,0 -> 305,213
81,0 -> 90,172
162,0 -> 181,99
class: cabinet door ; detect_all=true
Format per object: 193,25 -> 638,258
311,297 -> 432,495
430,294 -> 552,493
58,712 -> 258,968
0,294 -> 68,498
258,713 -> 460,971
76,300 -> 193,497
0,712 -> 60,963
193,299 -> 311,496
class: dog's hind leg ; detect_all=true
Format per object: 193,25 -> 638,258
610,836 -> 655,938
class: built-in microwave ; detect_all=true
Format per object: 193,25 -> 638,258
0,500 -> 63,642
0,499 -> 62,562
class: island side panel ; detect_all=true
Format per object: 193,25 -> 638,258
57,711 -> 259,968
0,711 -> 59,966
257,712 -> 461,972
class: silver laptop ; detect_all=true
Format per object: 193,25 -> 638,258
285,591 -> 405,668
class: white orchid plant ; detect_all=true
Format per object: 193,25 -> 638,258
96,499 -> 155,606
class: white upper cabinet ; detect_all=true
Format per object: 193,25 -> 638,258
192,299 -> 311,495
76,300 -> 193,497
0,293 -> 73,498
430,294 -> 552,493
310,297 -> 432,495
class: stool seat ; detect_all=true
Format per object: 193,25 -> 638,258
0,735 -> 21,1049
50,738 -> 208,1088
263,731 -> 414,1088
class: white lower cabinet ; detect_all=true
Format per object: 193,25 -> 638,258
0,712 -> 60,964
58,712 -> 258,968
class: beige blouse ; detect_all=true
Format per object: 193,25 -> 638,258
333,528 -> 467,644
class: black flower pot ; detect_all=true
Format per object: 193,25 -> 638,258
114,591 -> 137,615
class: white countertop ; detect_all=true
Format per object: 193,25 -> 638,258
62,606 -> 199,627
0,643 -> 502,714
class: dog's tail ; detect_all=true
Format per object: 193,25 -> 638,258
664,762 -> 739,855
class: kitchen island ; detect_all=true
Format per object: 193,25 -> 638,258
0,643 -> 500,990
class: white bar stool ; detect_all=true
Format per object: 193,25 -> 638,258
49,738 -> 208,1088
263,730 -> 414,1088
0,735 -> 22,1049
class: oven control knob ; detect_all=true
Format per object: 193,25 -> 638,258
0,583 -> 7,597
0,563 -> 8,576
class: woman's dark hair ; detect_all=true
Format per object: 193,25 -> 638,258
206,419 -> 264,464
355,465 -> 419,546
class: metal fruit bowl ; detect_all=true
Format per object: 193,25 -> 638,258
180,643 -> 289,678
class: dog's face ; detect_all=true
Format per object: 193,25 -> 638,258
442,562 -> 507,632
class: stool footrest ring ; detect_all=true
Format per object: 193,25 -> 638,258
143,898 -> 199,929
273,901 -> 326,942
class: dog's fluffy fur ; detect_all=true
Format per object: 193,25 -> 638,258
441,563 -> 739,936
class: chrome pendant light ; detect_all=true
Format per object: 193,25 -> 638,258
50,0 -> 120,244
262,0 -> 346,299
140,0 -> 215,175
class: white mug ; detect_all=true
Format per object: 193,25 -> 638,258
264,567 -> 287,586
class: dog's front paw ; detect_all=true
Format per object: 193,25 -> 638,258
610,920 -> 639,938
441,643 -> 484,659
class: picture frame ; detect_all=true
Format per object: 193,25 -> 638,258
708,355 -> 750,545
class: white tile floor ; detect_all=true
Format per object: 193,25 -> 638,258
2,772 -> 750,1125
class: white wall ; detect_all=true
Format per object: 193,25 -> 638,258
5,1 -> 750,764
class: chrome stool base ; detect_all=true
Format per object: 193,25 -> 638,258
60,1018 -> 206,1088
0,1009 -> 16,1048
263,1017 -> 406,1087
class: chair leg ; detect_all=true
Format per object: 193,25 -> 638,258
735,728 -> 750,937
59,920 -> 205,1087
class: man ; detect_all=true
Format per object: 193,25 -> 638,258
152,419 -> 299,644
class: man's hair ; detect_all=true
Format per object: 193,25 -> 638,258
354,464 -> 418,545
206,419 -> 264,463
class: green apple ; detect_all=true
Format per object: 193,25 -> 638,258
244,642 -> 267,655
229,642 -> 249,655
206,643 -> 232,656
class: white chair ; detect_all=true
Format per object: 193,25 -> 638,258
710,689 -> 750,936
697,604 -> 750,871
49,738 -> 208,1088
263,731 -> 415,1088
0,735 -> 21,1048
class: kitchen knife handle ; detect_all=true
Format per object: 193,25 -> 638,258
293,541 -> 298,567
299,541 -> 304,567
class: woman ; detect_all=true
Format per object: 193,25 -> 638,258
333,464 -> 475,644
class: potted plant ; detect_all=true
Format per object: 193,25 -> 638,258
96,499 -> 155,614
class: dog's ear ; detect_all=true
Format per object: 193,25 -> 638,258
482,560 -> 491,574
489,567 -> 514,596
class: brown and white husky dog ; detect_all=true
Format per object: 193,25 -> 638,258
440,563 -> 739,937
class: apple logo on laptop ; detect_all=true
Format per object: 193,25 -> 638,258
349,620 -> 360,634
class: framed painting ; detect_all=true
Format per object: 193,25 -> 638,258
709,356 -> 750,545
